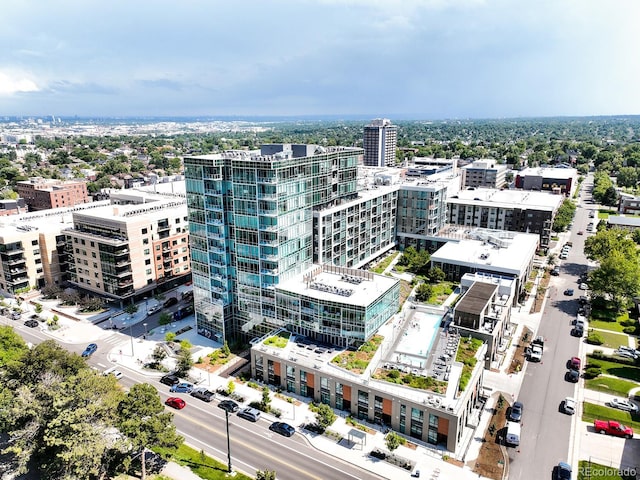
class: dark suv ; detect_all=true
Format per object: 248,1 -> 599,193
160,374 -> 180,386
269,421 -> 295,437
163,297 -> 178,308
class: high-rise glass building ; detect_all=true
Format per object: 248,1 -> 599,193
184,144 -> 361,343
363,118 -> 397,167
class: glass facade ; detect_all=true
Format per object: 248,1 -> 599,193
185,145 -> 361,343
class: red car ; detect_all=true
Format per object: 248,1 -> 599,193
569,356 -> 581,370
165,397 -> 186,409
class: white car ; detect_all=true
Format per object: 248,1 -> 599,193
608,398 -> 639,413
562,397 -> 576,415
579,283 -> 588,290
616,349 -> 638,360
103,366 -> 124,379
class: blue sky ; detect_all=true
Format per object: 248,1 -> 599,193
1,0 -> 639,119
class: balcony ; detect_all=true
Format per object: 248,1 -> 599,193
259,239 -> 278,247
6,258 -> 26,267
157,223 -> 170,232
115,259 -> 131,267
257,177 -> 277,184
205,189 -> 224,196
118,280 -> 133,288
258,192 -> 277,200
263,254 -> 278,261
115,269 -> 132,278
8,276 -> 29,285
259,224 -> 278,232
258,209 -> 278,217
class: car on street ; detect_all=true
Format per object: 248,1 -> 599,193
165,397 -> 186,410
147,304 -> 160,314
218,400 -> 239,413
607,398 -> 639,413
564,289 -> 574,296
170,382 -> 194,393
593,419 -> 633,438
508,401 -> 523,422
571,326 -> 584,337
577,230 -> 584,235
237,407 -> 261,422
561,397 -> 576,415
81,343 -> 98,357
565,369 -> 579,383
568,357 -> 581,370
191,387 -> 215,402
163,297 -> 178,308
24,319 -> 39,328
103,366 -> 124,379
554,461 -> 572,480
160,374 -> 180,386
269,421 -> 296,437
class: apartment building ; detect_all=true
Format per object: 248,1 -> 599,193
185,144 -> 361,344
0,212 -> 77,295
430,229 -> 539,301
363,118 -> 397,167
515,166 -> 577,196
16,177 -> 90,211
460,160 -> 507,189
0,198 -> 28,216
447,188 -> 562,248
64,192 -> 190,302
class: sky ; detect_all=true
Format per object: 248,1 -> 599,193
1,0 -> 639,119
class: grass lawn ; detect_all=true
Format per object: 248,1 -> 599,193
589,329 -> 632,349
588,319 -> 627,333
154,443 -> 253,480
427,281 -> 455,305
264,331 -> 290,348
585,376 -> 640,397
590,308 -> 629,324
331,335 -> 383,373
582,402 -> 640,431
578,460 -> 637,480
586,356 -> 640,382
371,252 -> 399,274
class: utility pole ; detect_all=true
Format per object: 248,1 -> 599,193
225,410 -> 232,473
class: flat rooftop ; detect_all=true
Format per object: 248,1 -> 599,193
518,166 -> 577,179
277,267 -> 398,307
431,230 -> 539,276
449,187 -> 563,211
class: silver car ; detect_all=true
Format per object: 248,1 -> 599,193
608,398 -> 639,413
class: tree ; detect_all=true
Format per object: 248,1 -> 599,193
584,229 -> 637,263
256,471 -> 276,480
602,186 -> 618,206
589,250 -> 640,312
175,342 -> 193,376
261,387 -> 272,411
0,325 -> 28,367
428,267 -> 446,283
227,379 -> 236,395
552,199 -> 576,232
314,403 -> 336,430
159,312 -> 173,325
385,431 -> 404,452
117,384 -> 183,479
616,167 -> 638,188
150,345 -> 167,368
415,283 -> 433,303
221,341 -> 231,357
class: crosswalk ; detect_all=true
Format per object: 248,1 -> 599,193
102,332 -> 128,347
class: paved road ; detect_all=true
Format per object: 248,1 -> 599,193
510,176 -> 595,480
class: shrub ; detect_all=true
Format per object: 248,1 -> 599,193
623,326 -> 639,334
586,333 -> 603,345
584,367 -> 602,379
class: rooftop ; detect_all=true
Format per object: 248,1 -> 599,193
449,187 -> 563,211
607,215 -> 640,227
456,282 -> 499,315
517,166 -> 578,179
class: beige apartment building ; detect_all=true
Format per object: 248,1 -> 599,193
64,194 -> 190,302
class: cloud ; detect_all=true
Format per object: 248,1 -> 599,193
0,71 -> 39,95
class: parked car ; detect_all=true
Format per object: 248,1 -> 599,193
578,295 -> 589,305
564,289 -> 574,296
165,397 -> 186,410
607,398 -> 639,413
571,326 -> 584,337
615,349 -> 638,360
170,382 -> 194,393
577,231 -> 584,235
147,304 -> 160,314
237,407 -> 261,422
593,419 -> 633,438
551,267 -> 560,276
554,461 -> 572,480
160,374 -> 180,386
508,401 -> 523,422
163,297 -> 178,308
565,369 -> 579,383
218,400 -> 239,413
561,397 -> 576,415
191,387 -> 215,402
568,357 -> 581,371
269,421 -> 296,437
81,343 -> 98,357
579,283 -> 588,290
24,319 -> 39,328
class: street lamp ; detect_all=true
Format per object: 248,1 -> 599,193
144,297 -> 149,316
143,322 -> 148,339
129,323 -> 134,357
225,410 -> 232,473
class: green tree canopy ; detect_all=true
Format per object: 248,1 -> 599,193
589,249 -> 640,311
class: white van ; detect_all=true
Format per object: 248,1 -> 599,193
505,421 -> 521,446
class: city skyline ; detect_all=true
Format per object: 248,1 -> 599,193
1,0 -> 639,119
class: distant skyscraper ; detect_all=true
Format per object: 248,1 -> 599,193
363,118 -> 397,167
